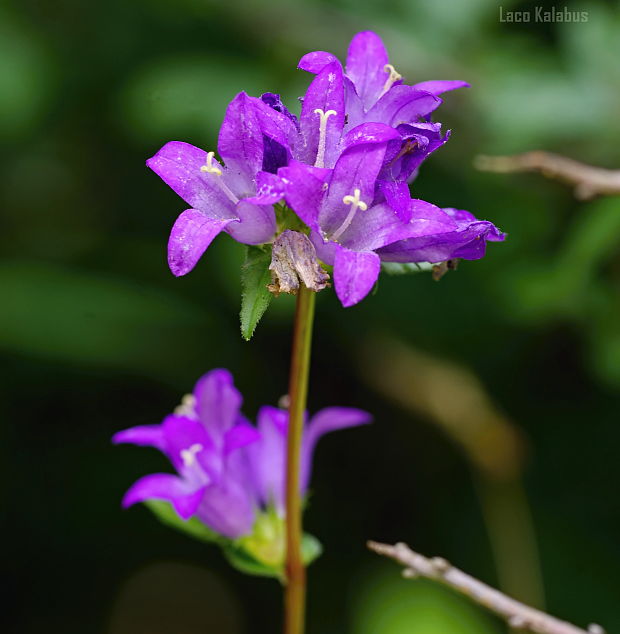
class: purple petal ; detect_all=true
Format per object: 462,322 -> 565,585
338,202 -> 414,252
342,122 -> 401,151
278,161 -> 327,233
193,369 -> 243,446
378,181 -> 413,222
248,406 -> 288,512
262,135 -> 289,174
244,171 -> 286,205
343,76 -> 365,130
310,230 -> 337,265
345,31 -> 390,109
376,211 -> 506,263
122,473 -> 206,520
408,200 -> 458,233
224,420 -> 261,455
380,123 -> 449,182
261,93 -> 299,128
160,414 -> 216,478
301,407 -> 372,491
167,209 -> 233,277
146,141 -> 237,217
225,200 -> 276,245
217,92 -> 264,189
195,477 -> 256,538
319,140 -> 390,238
333,244 -> 381,307
247,94 -> 297,156
413,80 -> 470,96
366,86 -> 441,126
445,207 -> 478,225
444,208 -> 505,241
299,61 -> 345,167
112,425 -> 165,451
298,50 -> 339,74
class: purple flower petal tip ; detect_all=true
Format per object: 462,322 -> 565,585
112,425 -> 164,449
334,246 -> 381,307
121,473 -> 206,519
298,50 -> 339,73
413,80 -> 470,96
168,209 -> 232,277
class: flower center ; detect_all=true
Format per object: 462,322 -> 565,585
199,151 -> 239,204
180,443 -> 204,468
380,63 -> 402,98
330,188 -> 368,241
313,108 -> 337,168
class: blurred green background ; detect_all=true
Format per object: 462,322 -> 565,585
2,0 -> 619,632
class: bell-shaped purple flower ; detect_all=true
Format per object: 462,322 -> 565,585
113,369 -> 371,539
113,369 -> 260,536
291,31 -> 468,192
297,31 -> 468,124
375,207 -> 506,263
276,131 -> 505,307
147,92 -> 296,277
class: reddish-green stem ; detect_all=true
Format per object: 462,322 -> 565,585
284,284 -> 316,634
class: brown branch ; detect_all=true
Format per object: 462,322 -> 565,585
474,152 -> 620,200
368,541 -> 605,634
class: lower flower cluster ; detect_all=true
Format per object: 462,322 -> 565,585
113,369 -> 370,573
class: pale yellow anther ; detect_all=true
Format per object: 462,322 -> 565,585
180,443 -> 203,468
200,151 -> 222,175
199,152 -> 240,204
342,188 -> 368,211
174,393 -> 197,417
313,108 -> 338,168
380,63 -> 403,97
331,188 -> 368,241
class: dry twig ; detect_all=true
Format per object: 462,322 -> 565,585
368,541 -> 605,634
475,152 -> 620,200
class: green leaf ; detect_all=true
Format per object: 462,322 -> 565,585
381,262 -> 434,275
301,533 -> 323,565
144,500 -> 221,544
240,246 -> 273,341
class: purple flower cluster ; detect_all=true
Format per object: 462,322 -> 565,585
113,369 -> 370,539
147,31 -> 505,306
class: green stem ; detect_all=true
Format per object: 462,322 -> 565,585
284,284 -> 316,634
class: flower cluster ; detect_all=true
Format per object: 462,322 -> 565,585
147,31 -> 505,307
113,369 -> 370,565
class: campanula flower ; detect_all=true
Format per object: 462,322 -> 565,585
375,207 -> 506,264
113,369 -> 371,539
298,31 -> 468,117
276,133 -> 505,307
147,92 -> 296,277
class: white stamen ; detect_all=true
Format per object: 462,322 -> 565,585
174,393 -> 197,418
313,108 -> 337,168
199,151 -> 239,204
180,443 -> 203,468
380,63 -> 402,97
330,188 -> 368,241
200,151 -> 222,175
